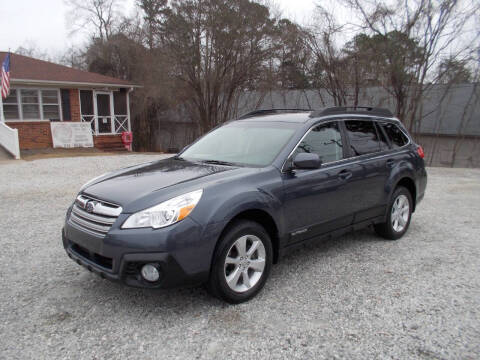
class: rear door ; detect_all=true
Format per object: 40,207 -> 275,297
282,121 -> 356,244
341,118 -> 391,222
376,120 -> 414,189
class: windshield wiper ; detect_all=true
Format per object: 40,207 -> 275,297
200,159 -> 237,166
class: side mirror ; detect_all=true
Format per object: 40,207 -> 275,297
293,153 -> 322,169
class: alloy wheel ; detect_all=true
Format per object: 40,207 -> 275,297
224,235 -> 266,293
391,194 -> 410,232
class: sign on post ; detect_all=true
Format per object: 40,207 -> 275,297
51,122 -> 94,148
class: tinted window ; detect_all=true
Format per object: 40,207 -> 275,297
294,122 -> 344,163
344,120 -> 382,156
375,122 -> 390,150
380,123 -> 409,148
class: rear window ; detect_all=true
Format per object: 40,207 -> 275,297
380,123 -> 409,148
344,120 -> 382,156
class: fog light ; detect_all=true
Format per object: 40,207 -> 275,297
141,263 -> 160,282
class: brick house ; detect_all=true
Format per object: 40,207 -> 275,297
0,52 -> 138,155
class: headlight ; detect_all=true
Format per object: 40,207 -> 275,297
122,189 -> 203,229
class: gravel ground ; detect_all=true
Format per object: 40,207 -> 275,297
0,154 -> 479,359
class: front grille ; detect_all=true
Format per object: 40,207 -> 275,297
68,195 -> 122,237
71,243 -> 113,270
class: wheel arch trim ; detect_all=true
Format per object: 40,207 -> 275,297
213,206 -> 282,267
389,174 -> 417,212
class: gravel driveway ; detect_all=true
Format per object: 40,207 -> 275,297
0,154 -> 479,359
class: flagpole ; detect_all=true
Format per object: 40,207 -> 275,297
0,85 -> 4,122
0,50 -> 8,122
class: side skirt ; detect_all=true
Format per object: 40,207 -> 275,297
277,215 -> 385,260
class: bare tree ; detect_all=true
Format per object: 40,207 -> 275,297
438,57 -> 473,84
342,0 -> 479,134
63,0 -> 479,154
276,19 -> 311,90
342,30 -> 424,120
162,0 -> 278,133
57,46 -> 87,69
65,0 -> 123,41
137,0 -> 169,50
306,6 -> 351,106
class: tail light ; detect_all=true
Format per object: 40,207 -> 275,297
417,145 -> 425,159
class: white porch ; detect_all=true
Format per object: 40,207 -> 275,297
79,89 -> 131,135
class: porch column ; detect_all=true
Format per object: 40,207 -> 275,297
127,88 -> 132,132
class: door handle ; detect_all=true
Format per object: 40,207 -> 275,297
386,159 -> 395,168
338,169 -> 352,180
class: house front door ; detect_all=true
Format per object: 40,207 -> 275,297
95,92 -> 113,134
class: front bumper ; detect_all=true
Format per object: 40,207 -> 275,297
62,209 -> 225,288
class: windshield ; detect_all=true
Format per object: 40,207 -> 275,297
179,121 -> 299,166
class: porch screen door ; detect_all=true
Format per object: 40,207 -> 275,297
96,93 -> 112,133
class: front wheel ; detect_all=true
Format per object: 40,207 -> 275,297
374,186 -> 413,240
207,220 -> 273,303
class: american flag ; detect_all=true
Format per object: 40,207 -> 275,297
1,53 -> 11,99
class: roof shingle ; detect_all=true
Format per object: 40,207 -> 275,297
0,51 -> 136,87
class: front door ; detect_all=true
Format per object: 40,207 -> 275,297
282,121 -> 355,244
95,92 -> 113,134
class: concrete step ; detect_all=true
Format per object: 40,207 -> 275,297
97,144 -> 128,152
94,135 -> 128,152
102,148 -> 128,152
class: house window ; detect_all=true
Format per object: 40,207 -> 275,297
21,90 -> 40,119
42,90 -> 61,120
3,89 -> 19,119
2,88 -> 62,121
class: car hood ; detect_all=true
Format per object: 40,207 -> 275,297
82,157 -> 236,207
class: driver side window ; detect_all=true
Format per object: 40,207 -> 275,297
294,122 -> 344,163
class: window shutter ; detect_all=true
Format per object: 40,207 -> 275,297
61,89 -> 71,121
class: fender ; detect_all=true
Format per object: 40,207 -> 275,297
209,188 -> 284,234
385,159 -> 417,212
195,185 -> 286,266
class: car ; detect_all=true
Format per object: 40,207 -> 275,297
62,106 -> 427,303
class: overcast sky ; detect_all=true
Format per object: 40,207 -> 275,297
0,0 -> 317,57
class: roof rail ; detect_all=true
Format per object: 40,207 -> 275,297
310,106 -> 394,118
238,108 -> 312,119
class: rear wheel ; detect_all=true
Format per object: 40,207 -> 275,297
207,220 -> 272,303
374,186 -> 413,240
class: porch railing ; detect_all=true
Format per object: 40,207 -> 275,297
81,115 -> 130,135
0,122 -> 20,159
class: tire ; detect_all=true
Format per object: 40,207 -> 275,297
374,186 -> 413,240
207,220 -> 273,304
